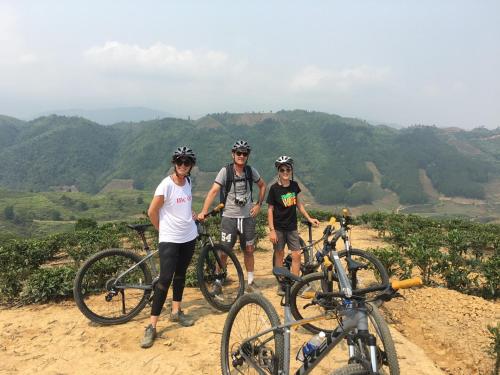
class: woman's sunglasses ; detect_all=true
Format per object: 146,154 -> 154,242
279,167 -> 291,173
175,159 -> 192,167
235,151 -> 249,157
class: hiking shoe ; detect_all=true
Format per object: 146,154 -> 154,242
245,281 -> 261,294
170,310 -> 194,327
140,324 -> 156,348
277,285 -> 285,297
209,280 -> 224,301
299,285 -> 315,299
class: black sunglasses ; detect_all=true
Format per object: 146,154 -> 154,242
279,167 -> 291,173
175,159 -> 192,167
235,151 -> 249,157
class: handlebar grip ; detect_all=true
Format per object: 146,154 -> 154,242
391,277 -> 423,290
213,203 -> 224,212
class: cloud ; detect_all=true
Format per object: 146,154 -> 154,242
0,5 -> 39,65
290,65 -> 391,92
83,41 -> 237,78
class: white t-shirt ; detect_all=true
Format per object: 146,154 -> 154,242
154,176 -> 198,243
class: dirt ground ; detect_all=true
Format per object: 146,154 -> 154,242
0,225 -> 498,375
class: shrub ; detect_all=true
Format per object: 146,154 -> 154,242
75,218 -> 98,231
369,246 -> 406,279
21,266 -> 76,303
487,322 -> 500,375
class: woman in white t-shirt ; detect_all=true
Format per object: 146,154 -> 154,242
140,146 -> 198,349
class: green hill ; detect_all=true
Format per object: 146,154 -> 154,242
0,111 -> 499,207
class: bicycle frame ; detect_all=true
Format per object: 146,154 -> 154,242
111,222 -> 219,292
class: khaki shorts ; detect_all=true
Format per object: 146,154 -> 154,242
273,229 -> 301,251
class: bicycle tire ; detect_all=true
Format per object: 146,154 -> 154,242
359,303 -> 399,375
220,293 -> 284,375
197,243 -> 244,311
330,364 -> 368,375
73,248 -> 152,325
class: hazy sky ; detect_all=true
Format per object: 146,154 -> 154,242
1,1 -> 499,128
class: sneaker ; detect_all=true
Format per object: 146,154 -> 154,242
245,281 -> 261,294
209,280 -> 224,301
299,285 -> 315,299
170,310 -> 194,327
277,285 -> 285,297
140,324 -> 157,348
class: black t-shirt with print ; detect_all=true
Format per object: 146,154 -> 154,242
266,181 -> 301,231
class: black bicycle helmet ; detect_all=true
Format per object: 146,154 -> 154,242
231,140 -> 251,153
172,146 -> 196,164
275,155 -> 294,169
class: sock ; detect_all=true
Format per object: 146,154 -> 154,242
247,272 -> 254,285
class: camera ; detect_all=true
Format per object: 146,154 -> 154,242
234,196 -> 248,207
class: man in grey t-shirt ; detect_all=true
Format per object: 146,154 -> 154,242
198,140 -> 266,294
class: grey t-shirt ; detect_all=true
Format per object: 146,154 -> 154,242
215,165 -> 261,218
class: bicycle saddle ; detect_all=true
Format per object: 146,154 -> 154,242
272,267 -> 303,284
127,224 -> 152,233
346,257 -> 368,272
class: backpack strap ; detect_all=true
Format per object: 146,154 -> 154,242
244,165 -> 254,202
220,163 -> 234,207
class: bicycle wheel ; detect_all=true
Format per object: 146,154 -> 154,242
337,248 -> 389,300
221,293 -> 284,375
290,272 -> 340,334
73,248 -> 152,325
290,248 -> 390,330
197,244 -> 244,311
330,364 -> 368,375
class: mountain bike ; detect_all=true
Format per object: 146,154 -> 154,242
273,208 -> 389,291
220,265 -> 422,375
73,204 -> 244,325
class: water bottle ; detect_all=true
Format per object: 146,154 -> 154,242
297,331 -> 326,362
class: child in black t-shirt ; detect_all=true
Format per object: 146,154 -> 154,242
266,156 -> 319,295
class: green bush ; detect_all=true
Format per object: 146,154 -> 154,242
482,255 -> 500,298
369,246 -> 407,279
487,322 -> 500,375
66,227 -> 121,265
21,266 -> 76,303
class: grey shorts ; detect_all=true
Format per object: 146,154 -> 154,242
221,216 -> 256,250
273,229 -> 301,251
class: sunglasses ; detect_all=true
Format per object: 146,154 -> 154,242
175,159 -> 192,167
279,167 -> 291,173
235,151 -> 249,157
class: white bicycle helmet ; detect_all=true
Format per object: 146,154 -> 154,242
275,155 -> 294,169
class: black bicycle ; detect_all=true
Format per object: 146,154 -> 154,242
73,204 -> 244,325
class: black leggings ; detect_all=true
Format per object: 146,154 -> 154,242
151,239 -> 196,316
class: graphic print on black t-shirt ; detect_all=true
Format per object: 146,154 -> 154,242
266,181 -> 301,231
281,192 -> 297,207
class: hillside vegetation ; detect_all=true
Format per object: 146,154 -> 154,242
1,111 -> 499,207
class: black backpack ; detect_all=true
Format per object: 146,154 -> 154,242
219,163 -> 254,209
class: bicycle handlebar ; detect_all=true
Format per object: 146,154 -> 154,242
315,277 -> 423,301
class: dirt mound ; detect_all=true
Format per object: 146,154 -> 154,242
383,287 -> 498,375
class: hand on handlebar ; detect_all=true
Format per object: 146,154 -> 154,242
309,218 -> 320,227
